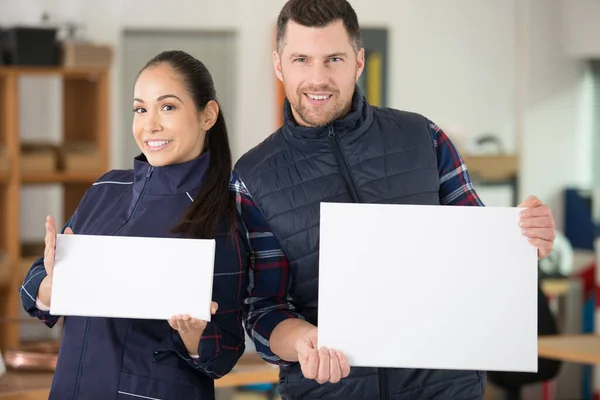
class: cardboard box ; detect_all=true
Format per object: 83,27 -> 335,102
61,41 -> 113,69
21,143 -> 57,173
463,155 -> 518,181
58,142 -> 102,172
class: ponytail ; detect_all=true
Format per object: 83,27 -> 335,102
171,107 -> 235,239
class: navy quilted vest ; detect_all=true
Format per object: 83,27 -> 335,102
235,88 -> 485,399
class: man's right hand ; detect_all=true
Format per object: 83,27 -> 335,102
296,327 -> 351,384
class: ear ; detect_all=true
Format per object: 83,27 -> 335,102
273,50 -> 284,83
199,100 -> 219,131
355,47 -> 365,82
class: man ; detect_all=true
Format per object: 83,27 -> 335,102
231,0 -> 556,398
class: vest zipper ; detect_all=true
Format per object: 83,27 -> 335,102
329,126 -> 389,399
327,126 -> 363,203
114,166 -> 154,235
378,368 -> 389,400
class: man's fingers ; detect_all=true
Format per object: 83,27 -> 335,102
64,227 -> 74,235
301,349 -> 319,380
210,302 -> 219,314
316,347 -> 330,384
337,351 -> 351,378
328,349 -> 341,384
520,204 -> 551,219
519,216 -> 554,229
517,195 -> 541,208
522,228 -> 556,242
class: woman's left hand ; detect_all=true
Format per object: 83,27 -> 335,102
169,301 -> 218,334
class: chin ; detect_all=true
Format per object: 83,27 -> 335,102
144,154 -> 173,167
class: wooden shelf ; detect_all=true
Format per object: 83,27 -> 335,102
0,66 -> 110,352
462,155 -> 519,182
0,66 -> 107,80
21,171 -> 102,184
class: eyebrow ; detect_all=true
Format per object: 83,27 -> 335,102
133,94 -> 184,103
288,52 -> 348,59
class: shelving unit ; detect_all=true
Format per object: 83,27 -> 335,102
0,66 -> 109,352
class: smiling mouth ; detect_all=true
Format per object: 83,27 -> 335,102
304,93 -> 332,105
145,140 -> 172,151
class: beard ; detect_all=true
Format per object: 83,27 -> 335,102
284,75 -> 356,128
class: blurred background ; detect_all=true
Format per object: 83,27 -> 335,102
0,0 -> 599,399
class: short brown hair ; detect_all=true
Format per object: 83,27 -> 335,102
276,0 -> 361,53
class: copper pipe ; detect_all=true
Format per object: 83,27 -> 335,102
4,340 -> 60,372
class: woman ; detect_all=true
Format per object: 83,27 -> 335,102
20,50 -> 248,400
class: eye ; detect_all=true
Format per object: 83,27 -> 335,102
162,104 -> 176,111
133,107 -> 146,114
329,57 -> 342,62
293,57 -> 306,63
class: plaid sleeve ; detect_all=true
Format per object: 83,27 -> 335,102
230,171 -> 303,366
159,204 -> 247,379
429,120 -> 485,206
19,215 -> 75,328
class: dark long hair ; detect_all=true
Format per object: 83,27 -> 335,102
138,50 -> 235,239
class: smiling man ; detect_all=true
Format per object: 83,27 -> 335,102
231,0 -> 556,399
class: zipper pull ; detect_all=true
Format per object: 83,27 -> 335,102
145,167 -> 153,180
328,126 -> 335,138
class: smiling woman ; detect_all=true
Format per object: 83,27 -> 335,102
19,50 -> 249,400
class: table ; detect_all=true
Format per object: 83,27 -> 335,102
538,334 -> 600,365
540,278 -> 571,297
0,352 -> 279,400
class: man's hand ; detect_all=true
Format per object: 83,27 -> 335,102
296,327 -> 350,384
518,195 -> 556,259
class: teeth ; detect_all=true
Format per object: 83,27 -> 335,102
147,140 -> 170,147
308,94 -> 329,100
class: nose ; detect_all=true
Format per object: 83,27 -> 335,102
307,62 -> 330,87
144,110 -> 162,134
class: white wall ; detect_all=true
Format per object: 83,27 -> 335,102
519,0 -> 590,230
561,0 -> 600,57
0,0 -> 591,236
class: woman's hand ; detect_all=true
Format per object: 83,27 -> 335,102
169,302 -> 218,355
44,215 -> 74,277
39,216 -> 74,307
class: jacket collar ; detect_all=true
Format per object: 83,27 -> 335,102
133,151 -> 210,195
281,85 -> 374,150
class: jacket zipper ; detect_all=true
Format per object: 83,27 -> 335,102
72,167 -> 153,398
327,126 -> 363,203
113,166 -> 154,236
73,319 -> 90,400
328,126 -> 389,399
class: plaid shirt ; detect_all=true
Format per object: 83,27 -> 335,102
232,120 -> 483,365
